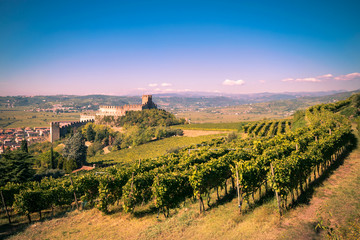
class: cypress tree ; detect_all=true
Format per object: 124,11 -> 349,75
20,140 -> 28,153
63,132 -> 87,172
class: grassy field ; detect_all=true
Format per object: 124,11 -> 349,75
173,96 -> 341,124
0,108 -> 79,128
176,111 -> 282,123
174,122 -> 246,131
182,92 -> 358,124
175,103 -> 293,123
88,133 -> 226,164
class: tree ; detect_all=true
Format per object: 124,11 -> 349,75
62,132 -> 87,172
87,142 -> 104,157
35,149 -> 64,170
86,123 -> 96,142
0,150 -> 34,186
20,140 -> 28,153
95,128 -> 109,144
50,146 -> 54,169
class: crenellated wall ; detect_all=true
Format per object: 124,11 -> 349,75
96,95 -> 157,118
97,104 -> 143,116
80,114 -> 96,122
78,95 -> 158,123
49,119 -> 94,142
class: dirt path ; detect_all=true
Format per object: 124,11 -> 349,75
182,129 -> 229,137
103,146 -> 110,154
272,140 -> 360,239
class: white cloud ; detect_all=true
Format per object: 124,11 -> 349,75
282,78 -> 294,82
161,83 -> 172,87
145,88 -> 192,94
334,72 -> 360,81
148,83 -> 158,87
296,77 -> 321,82
282,74 -> 329,83
259,80 -> 266,84
282,72 -> 360,83
222,79 -> 245,86
317,74 -> 333,79
282,77 -> 321,82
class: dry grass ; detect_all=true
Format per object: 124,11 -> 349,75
182,130 -> 229,137
6,186 -> 282,240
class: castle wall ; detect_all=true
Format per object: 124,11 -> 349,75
50,122 -> 60,143
50,120 -> 93,142
80,114 -> 96,121
84,95 -> 157,123
96,104 -> 144,117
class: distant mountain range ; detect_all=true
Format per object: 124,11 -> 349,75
152,90 -> 345,99
153,90 -> 358,111
0,90 -> 358,112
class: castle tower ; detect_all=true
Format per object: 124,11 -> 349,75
142,95 -> 152,105
50,122 -> 60,143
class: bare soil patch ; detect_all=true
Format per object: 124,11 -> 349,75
182,129 -> 228,137
103,146 -> 110,154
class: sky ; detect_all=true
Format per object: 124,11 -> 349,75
0,0 -> 359,96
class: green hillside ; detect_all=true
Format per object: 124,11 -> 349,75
1,93 -> 360,240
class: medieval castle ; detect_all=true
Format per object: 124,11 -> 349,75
80,95 -> 157,121
49,95 -> 157,142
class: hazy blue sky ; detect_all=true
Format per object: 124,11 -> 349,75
0,0 -> 359,95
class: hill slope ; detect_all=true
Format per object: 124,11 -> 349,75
7,128 -> 360,240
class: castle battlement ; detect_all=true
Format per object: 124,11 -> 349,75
99,103 -> 146,109
50,119 -> 94,142
90,95 -> 157,120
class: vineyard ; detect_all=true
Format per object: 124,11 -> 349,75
87,133 -> 224,164
243,120 -> 292,137
0,100 -> 356,228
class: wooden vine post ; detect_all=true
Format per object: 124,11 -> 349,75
130,172 -> 134,196
235,165 -> 242,214
70,176 -> 79,210
270,163 -> 282,217
0,190 -> 11,224
129,172 -> 135,213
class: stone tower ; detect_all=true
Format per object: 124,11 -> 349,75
141,95 -> 157,109
50,122 -> 60,143
142,95 -> 152,105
